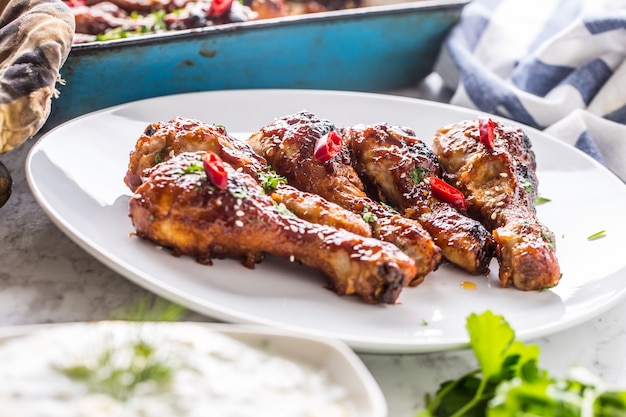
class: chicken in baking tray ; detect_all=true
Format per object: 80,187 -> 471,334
432,118 -> 561,291
247,111 -> 443,286
344,123 -> 495,275
124,116 -> 372,237
129,150 -> 417,304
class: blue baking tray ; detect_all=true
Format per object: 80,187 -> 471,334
47,0 -> 467,128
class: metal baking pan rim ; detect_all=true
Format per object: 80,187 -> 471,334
69,0 -> 469,52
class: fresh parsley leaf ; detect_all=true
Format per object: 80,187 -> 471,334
258,168 -> 287,191
534,195 -> 551,205
411,166 -> 430,184
182,163 -> 204,174
416,311 -> 626,417
230,185 -> 249,199
361,205 -> 377,223
58,338 -> 175,401
272,200 -> 294,217
467,311 -> 516,381
587,230 -> 607,241
540,230 -> 555,251
519,177 -> 534,194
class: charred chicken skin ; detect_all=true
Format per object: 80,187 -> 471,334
247,111 -> 443,286
124,117 -> 372,237
344,123 -> 495,275
432,119 -> 560,290
130,151 -> 417,304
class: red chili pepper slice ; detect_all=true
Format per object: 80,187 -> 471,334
429,177 -> 467,210
208,0 -> 234,18
203,152 -> 228,189
314,131 -> 343,163
478,117 -> 496,149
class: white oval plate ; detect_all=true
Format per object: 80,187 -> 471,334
26,89 -> 626,353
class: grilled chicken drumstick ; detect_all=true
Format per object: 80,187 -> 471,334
129,151 -> 417,304
248,111 -> 443,286
344,123 -> 495,275
432,119 -> 560,290
124,117 -> 372,237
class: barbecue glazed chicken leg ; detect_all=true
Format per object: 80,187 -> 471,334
124,117 -> 372,237
248,111 -> 443,286
129,151 -> 418,304
432,119 -> 561,290
344,123 -> 495,275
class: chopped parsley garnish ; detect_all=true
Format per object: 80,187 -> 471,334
154,147 -> 167,164
519,177 -> 534,194
57,296 -> 188,401
534,195 -> 551,205
258,168 -> 287,191
182,162 -> 204,174
541,230 -> 555,251
272,200 -> 294,217
380,201 -> 399,213
230,185 -> 249,199
587,230 -> 607,241
58,339 -> 175,402
361,205 -> 377,223
410,166 -> 430,184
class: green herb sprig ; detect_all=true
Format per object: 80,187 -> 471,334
57,296 -> 188,401
258,167 -> 287,191
361,205 -> 377,223
416,311 -> 626,417
411,166 -> 430,184
587,230 -> 607,241
58,338 -> 175,402
110,295 -> 187,322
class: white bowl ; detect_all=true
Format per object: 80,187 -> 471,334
0,321 -> 387,417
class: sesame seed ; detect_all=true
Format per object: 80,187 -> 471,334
500,173 -> 508,177
317,232 -> 324,240
491,212 -> 497,220
289,255 -> 295,262
235,220 -> 244,227
235,210 -> 245,217
290,224 -> 299,233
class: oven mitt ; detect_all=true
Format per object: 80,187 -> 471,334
0,0 -> 74,153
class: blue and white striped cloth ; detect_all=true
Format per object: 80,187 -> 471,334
435,0 -> 626,181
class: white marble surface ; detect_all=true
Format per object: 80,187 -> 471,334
2,85 -> 626,416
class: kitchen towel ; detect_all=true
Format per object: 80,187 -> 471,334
435,0 -> 626,181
